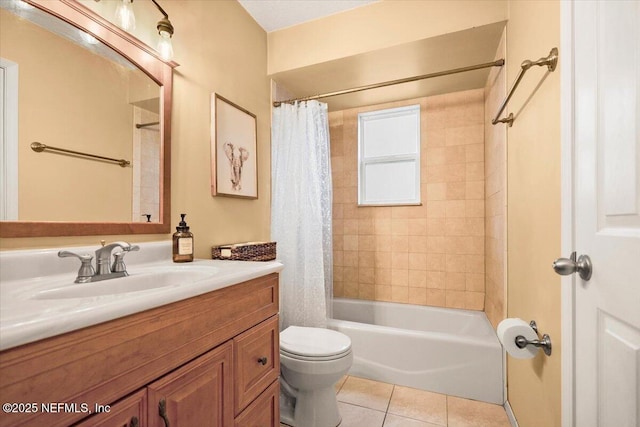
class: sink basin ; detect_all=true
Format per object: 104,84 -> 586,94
31,266 -> 219,300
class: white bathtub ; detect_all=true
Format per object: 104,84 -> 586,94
327,298 -> 504,404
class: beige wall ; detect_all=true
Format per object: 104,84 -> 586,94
484,29 -> 507,329
0,10 -> 135,222
506,1 -> 561,426
1,1 -> 271,254
331,90 -> 486,310
268,0 -> 507,75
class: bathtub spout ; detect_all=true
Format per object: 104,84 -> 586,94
280,376 -> 298,398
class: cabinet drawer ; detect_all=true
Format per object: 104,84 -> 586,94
73,389 -> 146,427
234,316 -> 279,415
234,380 -> 279,427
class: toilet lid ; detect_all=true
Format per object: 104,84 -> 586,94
280,326 -> 351,358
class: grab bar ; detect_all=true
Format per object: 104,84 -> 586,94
492,48 -> 559,127
30,142 -> 130,167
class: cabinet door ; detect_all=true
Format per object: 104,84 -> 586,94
147,342 -> 233,427
234,380 -> 279,427
234,316 -> 280,415
73,389 -> 146,427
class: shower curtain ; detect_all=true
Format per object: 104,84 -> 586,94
271,101 -> 333,330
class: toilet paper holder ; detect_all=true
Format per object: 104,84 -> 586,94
514,320 -> 552,356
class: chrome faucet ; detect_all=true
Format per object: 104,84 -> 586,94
59,241 -> 140,283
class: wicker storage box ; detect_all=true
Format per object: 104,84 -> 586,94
211,242 -> 276,261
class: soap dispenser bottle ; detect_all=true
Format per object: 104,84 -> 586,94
173,213 -> 194,263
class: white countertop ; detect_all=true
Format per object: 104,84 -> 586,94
0,242 -> 283,351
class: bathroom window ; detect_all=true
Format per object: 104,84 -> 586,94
358,104 -> 421,206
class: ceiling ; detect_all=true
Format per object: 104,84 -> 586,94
238,0 -> 379,32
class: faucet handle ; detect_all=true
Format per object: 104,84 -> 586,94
111,251 -> 128,274
58,251 -> 95,283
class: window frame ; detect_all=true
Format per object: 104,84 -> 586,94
357,104 -> 421,206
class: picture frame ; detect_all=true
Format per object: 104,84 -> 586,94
211,93 -> 258,199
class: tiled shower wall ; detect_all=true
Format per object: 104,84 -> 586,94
484,30 -> 507,328
330,89 -> 485,310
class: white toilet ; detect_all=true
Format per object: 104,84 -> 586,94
279,326 -> 353,427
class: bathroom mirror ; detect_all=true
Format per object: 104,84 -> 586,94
0,0 -> 175,237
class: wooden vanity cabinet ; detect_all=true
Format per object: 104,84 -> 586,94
0,273 -> 280,427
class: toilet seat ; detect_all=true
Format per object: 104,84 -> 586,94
280,347 -> 351,362
280,326 -> 352,358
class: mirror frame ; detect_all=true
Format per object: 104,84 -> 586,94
1,0 -> 176,237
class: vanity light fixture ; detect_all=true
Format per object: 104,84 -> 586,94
152,0 -> 174,61
112,0 -> 175,61
115,0 -> 135,31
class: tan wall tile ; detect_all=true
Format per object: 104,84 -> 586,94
391,286 -> 409,303
391,252 -> 409,269
427,289 -> 446,306
391,235 -> 409,252
375,252 -> 392,269
426,271 -> 446,289
359,268 -> 374,284
466,162 -> 485,181
466,272 -> 485,292
426,253 -> 445,271
391,218 -> 409,236
359,235 -> 376,251
359,251 -> 375,268
427,201 -> 447,218
374,218 -> 392,235
426,183 -> 447,201
344,251 -> 358,267
445,254 -> 466,273
446,182 -> 466,200
445,272 -> 466,290
426,236 -> 446,253
465,291 -> 485,310
375,268 -> 392,285
408,253 -> 428,270
375,285 -> 392,301
358,218 -> 375,235
408,270 -> 428,288
408,236 -> 428,253
344,219 -> 359,235
391,269 -> 409,286
344,282 -> 359,298
408,218 -> 428,236
408,287 -> 427,304
465,144 -> 484,163
446,290 -> 466,308
445,145 -> 466,164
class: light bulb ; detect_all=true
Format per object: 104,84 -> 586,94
115,0 -> 135,32
157,30 -> 173,61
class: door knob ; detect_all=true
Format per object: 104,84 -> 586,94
553,251 -> 592,281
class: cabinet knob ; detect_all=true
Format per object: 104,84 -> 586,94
258,356 -> 268,365
130,416 -> 139,427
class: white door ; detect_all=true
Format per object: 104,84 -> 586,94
571,1 -> 640,426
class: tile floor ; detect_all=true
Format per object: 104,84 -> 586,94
281,375 -> 512,427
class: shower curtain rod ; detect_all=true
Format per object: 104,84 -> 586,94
272,59 -> 505,107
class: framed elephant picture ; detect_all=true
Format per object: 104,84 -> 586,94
211,94 -> 258,199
